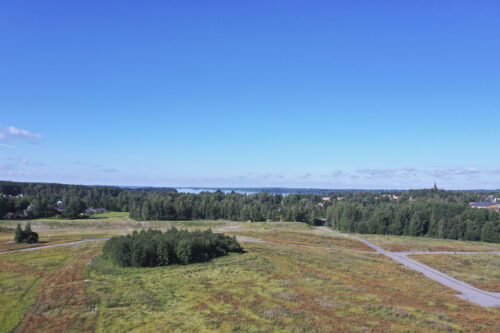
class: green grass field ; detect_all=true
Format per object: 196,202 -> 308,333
91,211 -> 130,218
1,217 -> 500,332
0,243 -> 102,332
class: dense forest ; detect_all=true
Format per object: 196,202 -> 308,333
0,181 -> 175,219
1,181 -> 499,243
103,228 -> 243,267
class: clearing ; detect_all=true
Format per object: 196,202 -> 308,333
1,218 -> 500,332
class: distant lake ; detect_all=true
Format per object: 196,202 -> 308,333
175,188 -> 258,195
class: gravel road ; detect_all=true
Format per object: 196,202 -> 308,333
318,227 -> 500,307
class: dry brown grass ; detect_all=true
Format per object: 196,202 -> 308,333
359,234 -> 500,252
14,243 -> 102,333
2,220 -> 500,332
410,253 -> 500,292
228,229 -> 374,252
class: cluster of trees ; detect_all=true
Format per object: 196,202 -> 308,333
102,228 -> 243,267
14,223 -> 39,243
0,181 -> 176,219
326,190 -> 500,243
1,181 -> 500,243
129,189 -> 500,242
129,191 -> 285,222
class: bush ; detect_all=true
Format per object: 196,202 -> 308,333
102,228 -> 243,267
14,223 -> 39,243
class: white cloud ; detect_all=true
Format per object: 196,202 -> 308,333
102,168 -> 118,173
7,170 -> 32,176
0,126 -> 43,140
258,172 -> 272,179
489,169 -> 500,175
332,170 -> 344,177
0,164 -> 14,170
321,170 -> 345,178
402,166 -> 417,172
357,168 -> 398,178
14,157 -> 44,166
431,167 -> 479,178
0,164 -> 33,177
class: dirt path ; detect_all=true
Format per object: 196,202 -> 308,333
317,227 -> 500,307
0,238 -> 110,255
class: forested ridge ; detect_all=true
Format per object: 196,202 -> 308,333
1,180 -> 499,243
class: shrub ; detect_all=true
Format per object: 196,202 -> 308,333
14,223 -> 39,243
102,228 -> 243,267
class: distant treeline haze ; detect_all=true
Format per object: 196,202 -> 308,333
1,181 -> 499,243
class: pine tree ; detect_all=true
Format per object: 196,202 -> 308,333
14,224 -> 24,243
14,223 -> 39,244
481,222 -> 497,243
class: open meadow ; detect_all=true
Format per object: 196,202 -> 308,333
1,217 -> 500,332
410,254 -> 500,293
4,1 -> 500,330
359,234 -> 500,253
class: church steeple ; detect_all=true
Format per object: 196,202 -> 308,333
433,182 -> 438,190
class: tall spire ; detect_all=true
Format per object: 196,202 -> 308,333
433,182 -> 438,190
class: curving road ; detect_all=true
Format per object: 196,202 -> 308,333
318,227 -> 500,307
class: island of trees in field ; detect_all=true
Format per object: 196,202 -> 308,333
1,180 -> 499,243
103,228 -> 243,267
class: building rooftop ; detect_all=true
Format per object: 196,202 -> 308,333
470,202 -> 499,207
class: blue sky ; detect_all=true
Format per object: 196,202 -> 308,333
1,0 -> 499,189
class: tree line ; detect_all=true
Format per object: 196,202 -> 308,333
325,193 -> 500,243
1,181 -> 499,243
0,181 -> 175,219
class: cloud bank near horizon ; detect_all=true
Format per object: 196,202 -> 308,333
0,125 -> 499,189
